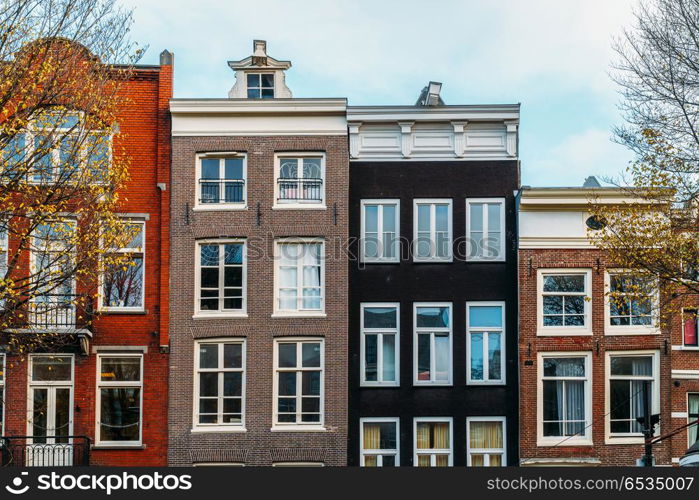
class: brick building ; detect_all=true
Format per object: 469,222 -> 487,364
347,88 -> 521,466
0,45 -> 172,466
518,183 -> 675,466
167,41 -> 348,466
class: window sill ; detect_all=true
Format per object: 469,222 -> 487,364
271,312 -> 327,319
360,259 -> 401,265
465,258 -> 506,263
270,426 -> 326,432
360,382 -> 400,388
672,345 -> 699,351
537,438 -> 592,447
467,380 -> 506,386
536,330 -> 593,337
412,258 -> 453,264
413,382 -> 453,387
100,308 -> 147,315
604,329 -> 661,336
272,204 -> 326,210
192,313 -> 248,320
92,444 -> 145,450
193,205 -> 247,212
605,436 -> 646,445
191,427 -> 247,434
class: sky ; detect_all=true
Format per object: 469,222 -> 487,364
120,0 -> 639,187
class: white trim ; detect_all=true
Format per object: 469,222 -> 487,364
99,219 -> 146,313
413,302 -> 453,386
27,354 -> 75,447
672,412 -> 689,419
192,339 -> 246,433
465,198 -> 506,262
272,338 -> 325,430
194,153 -> 247,210
360,199 -> 401,263
604,270 -> 660,336
466,301 -> 506,385
466,416 -> 507,466
672,370 -> 699,380
194,239 -> 247,316
688,393 -> 699,447
273,153 -> 326,209
536,352 -> 593,446
412,199 -> 453,263
413,417 -> 453,467
536,269 -> 593,336
605,350 -> 660,444
359,417 -> 400,467
273,239 -> 325,315
360,303 -> 400,387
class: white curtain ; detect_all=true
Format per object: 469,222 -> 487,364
565,380 -> 585,435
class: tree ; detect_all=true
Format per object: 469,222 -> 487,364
0,0 -> 143,355
591,0 -> 699,322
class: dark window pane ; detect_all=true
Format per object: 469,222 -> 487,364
223,298 -> 242,310
100,388 -> 140,442
610,380 -> 630,420
302,343 -> 321,367
302,371 -> 321,396
247,88 -> 260,99
543,274 -> 585,292
224,267 -> 242,287
101,357 -> 140,381
364,307 -> 397,329
416,307 -> 449,328
564,296 -> 585,314
223,372 -> 242,397
261,88 -> 274,98
223,344 -> 242,368
247,74 -> 260,86
201,159 -> 220,179
279,343 -> 297,367
364,334 -> 378,381
564,315 -> 585,326
417,333 -> 430,380
261,74 -> 274,87
223,398 -> 241,415
201,267 -> 219,288
278,372 -> 296,396
200,245 -> 219,266
543,296 -> 563,314
199,398 -> 217,415
543,316 -> 563,326
199,344 -> 218,369
199,372 -> 218,397
224,158 -> 243,179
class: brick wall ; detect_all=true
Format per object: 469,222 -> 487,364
168,135 -> 348,466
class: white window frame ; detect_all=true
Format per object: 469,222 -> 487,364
26,354 -> 74,443
194,239 -> 247,318
272,338 -> 325,431
192,339 -> 246,432
95,353 -> 143,447
412,199 -> 453,262
537,269 -> 592,336
604,270 -> 660,335
537,352 -> 592,446
273,239 -> 325,317
688,393 -> 699,447
194,153 -> 247,210
413,302 -> 453,386
360,199 -> 400,263
273,153 -> 326,209
413,417 -> 453,467
359,417 -> 400,467
605,350 -> 660,444
466,301 -> 506,385
465,198 -> 506,262
99,219 -> 146,312
246,72 -> 275,98
466,416 -> 507,466
360,303 -> 400,387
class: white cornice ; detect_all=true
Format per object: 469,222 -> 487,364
347,104 -> 520,123
520,187 -> 660,207
170,98 -> 347,115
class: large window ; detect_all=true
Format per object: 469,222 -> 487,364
689,394 -> 699,446
606,272 -> 657,334
29,355 -> 73,448
275,154 -> 324,206
539,353 -> 591,444
194,340 -> 245,430
466,198 -> 505,261
273,339 -> 323,428
275,241 -> 324,315
361,200 -> 400,263
247,73 -> 274,98
538,270 -> 591,335
360,418 -> 399,467
467,302 -> 505,385
414,418 -> 452,467
361,303 -> 399,386
607,352 -> 659,440
467,418 -> 506,466
414,303 -> 452,385
196,241 -> 245,316
683,309 -> 698,347
413,200 -> 452,262
197,155 -> 245,207
96,354 -> 142,445
102,221 -> 145,311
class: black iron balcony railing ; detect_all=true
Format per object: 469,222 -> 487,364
4,294 -> 94,332
199,178 -> 245,204
277,178 -> 323,202
1,436 -> 91,466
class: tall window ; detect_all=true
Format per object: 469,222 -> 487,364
539,354 -> 591,443
194,341 -> 245,429
97,354 -> 142,445
608,352 -> 658,438
276,154 -> 324,205
361,200 -> 400,263
29,355 -> 73,448
275,241 -> 324,314
467,302 -> 505,384
361,303 -> 399,386
274,339 -> 323,427
538,270 -> 591,334
467,418 -> 506,466
197,155 -> 245,206
102,221 -> 145,311
466,198 -> 505,261
606,272 -> 657,332
414,303 -> 452,385
360,418 -> 399,467
413,200 -> 452,262
196,241 -> 245,315
414,418 -> 452,466
684,309 -> 698,347
689,394 -> 699,446
247,73 -> 274,98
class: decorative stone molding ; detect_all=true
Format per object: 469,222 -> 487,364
348,121 -> 362,158
451,121 -> 468,158
190,448 -> 248,464
505,120 -> 518,157
398,121 -> 414,158
268,448 -> 328,463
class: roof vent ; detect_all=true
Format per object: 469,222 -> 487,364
416,81 -> 444,106
582,176 -> 601,188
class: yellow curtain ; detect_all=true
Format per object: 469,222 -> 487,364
470,421 -> 502,449
416,423 -> 430,449
435,455 -> 449,467
434,423 -> 449,449
363,423 -> 381,450
364,455 -> 377,467
471,454 -> 484,466
417,455 -> 431,467
489,454 -> 502,466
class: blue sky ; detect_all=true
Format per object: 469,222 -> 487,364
121,0 -> 638,187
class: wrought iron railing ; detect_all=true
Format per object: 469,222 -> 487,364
1,436 -> 90,466
26,294 -> 92,331
199,179 -> 245,204
277,178 -> 323,202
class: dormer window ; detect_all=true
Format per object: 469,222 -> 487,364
247,73 -> 274,99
